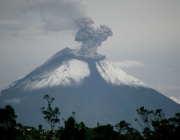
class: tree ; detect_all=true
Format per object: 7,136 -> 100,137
58,116 -> 87,140
135,106 -> 164,130
115,120 -> 131,134
0,105 -> 24,140
38,124 -> 42,131
0,105 -> 17,128
72,111 -> 76,117
135,106 -> 180,140
40,94 -> 60,130
92,124 -> 119,140
115,120 -> 143,140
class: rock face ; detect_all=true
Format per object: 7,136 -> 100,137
0,47 -> 179,129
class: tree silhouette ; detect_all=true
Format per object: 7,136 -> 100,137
92,124 -> 119,140
40,94 -> 60,131
0,105 -> 24,139
72,111 -> 76,116
38,124 -> 42,131
135,106 -> 164,130
58,116 -> 87,140
115,120 -> 143,140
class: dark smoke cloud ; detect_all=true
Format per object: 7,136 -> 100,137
75,17 -> 113,54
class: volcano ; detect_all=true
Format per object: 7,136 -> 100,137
0,47 -> 179,129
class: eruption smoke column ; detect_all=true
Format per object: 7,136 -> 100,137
75,17 -> 113,54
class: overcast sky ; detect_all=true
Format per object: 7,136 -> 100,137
0,0 -> 180,98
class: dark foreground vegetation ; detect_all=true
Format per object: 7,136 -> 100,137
0,95 -> 180,140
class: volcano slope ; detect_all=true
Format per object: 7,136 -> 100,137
1,47 -> 179,129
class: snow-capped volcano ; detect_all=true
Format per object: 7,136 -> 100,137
0,47 -> 179,129
3,47 -> 147,92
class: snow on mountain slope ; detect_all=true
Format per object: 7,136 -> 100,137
23,59 -> 90,90
96,58 -> 148,88
2,47 -> 148,92
169,97 -> 180,104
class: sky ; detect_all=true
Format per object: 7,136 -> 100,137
0,0 -> 180,98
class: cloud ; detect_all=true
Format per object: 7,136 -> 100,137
114,60 -> 144,68
155,85 -> 180,93
5,98 -> 21,104
0,0 -> 87,34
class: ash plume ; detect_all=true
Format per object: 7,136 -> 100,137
75,17 -> 113,54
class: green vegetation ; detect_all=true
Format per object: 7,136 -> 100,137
0,95 -> 180,140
